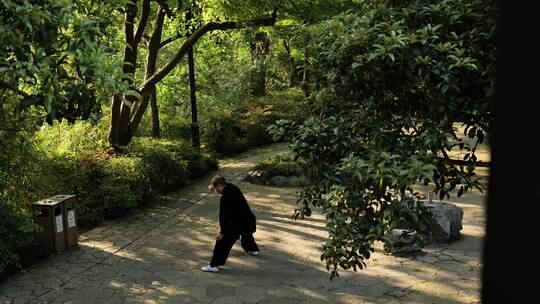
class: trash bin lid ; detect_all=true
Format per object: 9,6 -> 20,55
48,194 -> 77,202
32,199 -> 63,206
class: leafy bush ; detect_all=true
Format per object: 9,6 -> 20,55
127,138 -> 190,190
201,88 -> 304,156
241,89 -> 305,147
161,116 -> 192,141
251,152 -> 307,177
127,137 -> 218,180
188,156 -> 219,180
241,104 -> 276,146
51,152 -> 110,226
49,137 -> 219,226
201,106 -> 247,156
0,201 -> 36,279
100,156 -> 149,218
0,130 -> 54,278
34,119 -> 109,158
271,0 -> 496,278
0,130 -> 54,208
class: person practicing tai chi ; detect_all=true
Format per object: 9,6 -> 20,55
201,175 -> 260,272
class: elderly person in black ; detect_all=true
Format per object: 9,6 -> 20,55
201,175 -> 260,272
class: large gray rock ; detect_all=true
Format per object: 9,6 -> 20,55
424,200 -> 464,243
395,196 -> 464,244
245,171 -> 310,187
267,175 -> 289,186
243,174 -> 264,185
243,170 -> 271,185
284,175 -> 309,187
384,229 -> 424,255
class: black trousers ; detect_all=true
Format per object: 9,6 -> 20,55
210,233 -> 259,267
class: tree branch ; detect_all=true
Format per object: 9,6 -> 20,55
0,81 -> 28,97
439,144 -> 451,160
286,0 -> 303,14
129,7 -> 166,125
159,32 -> 184,49
439,157 -> 491,168
0,127 -> 22,132
138,11 -> 277,94
134,0 -> 151,46
154,0 -> 173,16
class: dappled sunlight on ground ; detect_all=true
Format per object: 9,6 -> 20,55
0,143 -> 486,303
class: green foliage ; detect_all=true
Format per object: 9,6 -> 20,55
0,130 -> 53,209
0,129 -> 52,278
51,151 -> 114,225
252,152 -> 307,177
0,122 -> 218,276
49,136 -> 218,226
278,0 -> 362,23
242,89 -> 304,145
34,119 -> 110,158
0,200 -> 36,276
127,137 -> 218,183
161,117 -> 193,141
201,88 -> 303,156
202,105 -> 247,156
101,156 -> 149,217
0,0 -> 125,124
270,0 -> 496,278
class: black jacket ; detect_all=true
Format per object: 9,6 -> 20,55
219,183 -> 256,235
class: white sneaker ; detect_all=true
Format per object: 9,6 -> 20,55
200,265 -> 219,272
248,251 -> 259,256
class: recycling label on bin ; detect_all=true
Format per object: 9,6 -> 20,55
55,215 -> 64,233
68,210 -> 76,228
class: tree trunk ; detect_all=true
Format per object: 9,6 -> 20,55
109,0 -> 151,147
283,39 -> 301,87
109,10 -> 277,147
150,88 -> 160,138
188,47 -> 200,151
301,50 -> 310,98
187,7 -> 200,151
126,7 -> 166,142
251,32 -> 269,97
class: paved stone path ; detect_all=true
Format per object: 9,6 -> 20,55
0,143 -> 485,303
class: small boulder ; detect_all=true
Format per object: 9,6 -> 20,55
243,174 -> 264,185
424,200 -> 464,243
291,175 -> 310,187
384,229 -> 424,255
267,175 -> 289,186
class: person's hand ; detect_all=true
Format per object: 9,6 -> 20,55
216,233 -> 223,240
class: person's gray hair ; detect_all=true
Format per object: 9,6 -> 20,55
208,175 -> 226,191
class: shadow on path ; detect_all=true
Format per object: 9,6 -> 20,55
0,143 -> 484,304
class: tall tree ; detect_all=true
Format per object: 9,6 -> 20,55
186,3 -> 200,150
271,0 -> 496,278
250,31 -> 270,97
108,0 -> 277,147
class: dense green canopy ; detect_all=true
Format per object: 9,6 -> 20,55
1,0 -> 495,279
271,0 -> 496,277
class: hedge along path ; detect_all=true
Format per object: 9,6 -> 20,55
0,141 -> 484,304
0,142 -> 288,303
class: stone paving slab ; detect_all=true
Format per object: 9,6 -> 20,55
0,142 -> 485,303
